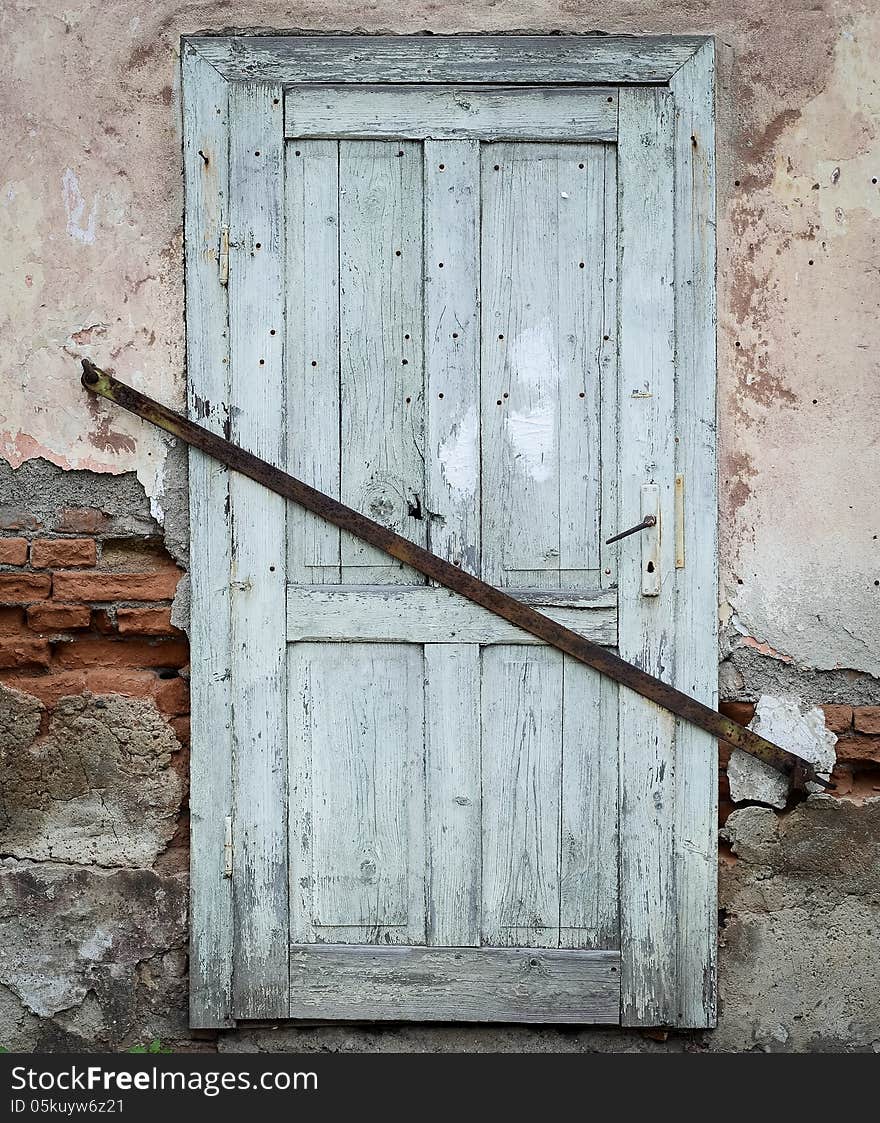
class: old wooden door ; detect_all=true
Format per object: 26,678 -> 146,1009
184,35 -> 717,1029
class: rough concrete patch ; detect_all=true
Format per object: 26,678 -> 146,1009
170,572 -> 191,637
717,797 -> 880,1052
0,459 -> 159,539
0,685 -> 183,867
0,685 -> 42,755
151,439 -> 189,568
720,649 -> 880,707
0,863 -> 186,1043
728,695 -> 837,807
217,1024 -> 695,1054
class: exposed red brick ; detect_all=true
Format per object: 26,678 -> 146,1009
170,716 -> 191,744
821,704 -> 853,733
854,707 -> 880,735
153,676 -> 190,716
53,635 -> 188,670
117,606 -> 180,636
0,573 -> 52,603
27,602 -> 92,631
718,740 -> 732,769
92,609 -> 116,634
719,700 -> 756,726
55,507 -> 109,534
52,569 -> 181,602
0,537 -> 28,566
0,638 -> 51,670
0,607 -> 26,634
30,538 -> 97,569
0,668 -> 159,707
829,765 -> 854,796
835,737 -> 880,765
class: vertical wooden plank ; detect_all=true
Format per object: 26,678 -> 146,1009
481,646 -> 562,948
425,644 -> 481,946
287,643 -> 313,949
556,145 -> 603,577
227,81 -> 289,1018
480,145 -> 559,588
182,44 -> 233,1030
423,140 -> 482,949
285,139 -> 341,585
598,146 -> 620,590
559,663 -> 619,950
424,139 -> 481,576
617,87 -> 678,1025
338,140 -> 426,583
670,40 -> 718,1029
300,644 -> 426,945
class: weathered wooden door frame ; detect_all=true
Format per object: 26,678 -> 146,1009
182,33 -> 717,1030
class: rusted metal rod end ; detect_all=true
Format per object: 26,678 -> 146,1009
81,357 -> 101,387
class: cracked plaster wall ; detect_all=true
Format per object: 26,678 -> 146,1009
1,0 -> 879,1054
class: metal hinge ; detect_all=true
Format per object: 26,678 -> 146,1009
223,814 -> 233,878
218,226 -> 230,287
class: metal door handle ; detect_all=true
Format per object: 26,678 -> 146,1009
605,514 -> 656,545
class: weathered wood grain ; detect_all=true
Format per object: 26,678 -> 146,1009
560,662 -> 619,949
556,144 -> 606,577
617,87 -> 679,1026
480,143 -> 604,588
285,85 -> 618,140
227,81 -> 289,1019
480,145 -> 559,587
182,43 -> 234,1030
425,644 -> 482,946
189,34 -> 707,85
288,944 -> 621,1023
285,139 -> 341,582
670,39 -> 719,1029
338,140 -> 426,583
482,646 -> 563,948
285,585 -> 617,645
287,643 -> 426,949
598,146 -> 620,590
424,139 -> 481,576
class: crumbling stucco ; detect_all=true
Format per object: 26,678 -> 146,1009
0,685 -> 183,867
0,863 -> 187,1049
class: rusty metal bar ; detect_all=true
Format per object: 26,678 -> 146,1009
80,359 -> 824,788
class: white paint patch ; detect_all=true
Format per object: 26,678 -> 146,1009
728,694 -> 837,809
438,406 -> 478,494
62,168 -> 97,244
504,321 -> 557,483
79,928 -> 113,961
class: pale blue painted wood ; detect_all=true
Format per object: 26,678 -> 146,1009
617,87 -> 679,1027
182,43 -> 234,1030
338,140 -> 426,583
227,81 -> 289,1019
670,39 -> 719,1029
284,85 -> 617,140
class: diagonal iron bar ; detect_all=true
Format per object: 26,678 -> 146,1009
80,358 -> 826,790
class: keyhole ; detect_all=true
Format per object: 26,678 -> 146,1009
646,561 -> 655,573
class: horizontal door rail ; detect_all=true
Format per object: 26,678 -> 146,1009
80,359 -> 823,789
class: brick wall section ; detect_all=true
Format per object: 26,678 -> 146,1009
0,526 -> 189,741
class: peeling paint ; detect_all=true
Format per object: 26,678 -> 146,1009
61,169 -> 98,245
504,322 -> 557,484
